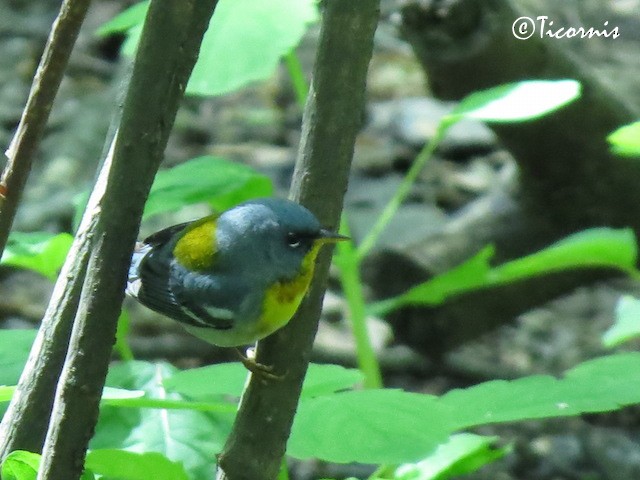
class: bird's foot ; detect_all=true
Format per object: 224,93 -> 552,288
236,347 -> 284,381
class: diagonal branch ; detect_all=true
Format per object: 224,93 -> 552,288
33,1 -> 219,479
0,0 -> 92,255
216,1 -> 381,479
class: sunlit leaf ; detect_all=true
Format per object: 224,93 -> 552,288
603,295 -> 640,348
1,451 -> 40,480
97,0 -> 318,96
447,79 -> 581,124
144,156 -> 272,220
394,434 -> 508,480
608,121 -> 640,158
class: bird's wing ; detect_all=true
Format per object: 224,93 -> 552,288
129,213 -> 233,330
133,249 -> 235,330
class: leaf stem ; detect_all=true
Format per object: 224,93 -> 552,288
357,125 -> 448,260
336,217 -> 383,389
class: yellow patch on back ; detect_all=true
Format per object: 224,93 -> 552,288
257,243 -> 322,338
173,218 -> 217,271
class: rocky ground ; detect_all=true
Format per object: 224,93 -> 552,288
2,0 -> 640,479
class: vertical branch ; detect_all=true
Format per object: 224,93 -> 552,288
0,0 -> 92,254
34,1 -> 219,479
217,1 -> 380,479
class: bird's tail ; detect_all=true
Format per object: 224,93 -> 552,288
126,242 -> 151,298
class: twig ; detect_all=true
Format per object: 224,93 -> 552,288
35,1 -> 219,479
0,0 -> 92,255
216,1 -> 381,479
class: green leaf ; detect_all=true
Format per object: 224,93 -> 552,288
98,0 -> 318,96
608,121 -> 640,157
85,449 -> 189,480
290,353 -> 640,465
102,386 -> 145,401
1,232 -> 73,280
163,362 -> 248,399
1,451 -> 40,480
94,361 -> 234,479
490,227 -> 638,280
144,156 -> 272,220
371,228 -> 638,316
442,352 -> 640,429
399,245 -> 494,306
0,386 -> 15,403
0,329 -> 37,385
447,79 -> 581,125
96,1 -> 149,36
187,0 -> 318,96
394,434 -> 507,480
289,389 -> 453,464
166,362 -> 363,400
603,295 -> 640,348
300,364 -> 365,398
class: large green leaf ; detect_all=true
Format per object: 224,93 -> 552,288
289,353 -> 640,465
98,0 -> 318,96
144,156 -> 272,220
93,361 -> 234,480
85,449 -> 189,480
188,0 -> 317,96
1,232 -> 73,280
446,79 -> 581,125
289,389 -> 453,464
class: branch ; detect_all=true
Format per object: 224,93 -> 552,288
216,1 -> 380,479
0,65 -> 129,460
34,1 -> 219,479
0,0 -> 91,255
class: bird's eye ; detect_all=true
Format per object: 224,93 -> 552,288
286,232 -> 302,248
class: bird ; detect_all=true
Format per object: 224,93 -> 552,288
127,197 -> 347,355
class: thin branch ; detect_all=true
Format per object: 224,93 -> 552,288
35,1 -> 219,479
0,62 -> 130,461
0,0 -> 92,255
216,1 -> 380,479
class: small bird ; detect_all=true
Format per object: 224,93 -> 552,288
127,197 -> 347,350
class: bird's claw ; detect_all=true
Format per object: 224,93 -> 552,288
236,347 -> 284,381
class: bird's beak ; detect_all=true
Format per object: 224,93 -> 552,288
316,229 -> 350,244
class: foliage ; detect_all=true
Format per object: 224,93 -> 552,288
97,0 -> 318,96
143,155 -> 272,220
608,121 -> 640,157
0,232 -> 73,280
392,434 -> 508,480
370,228 -> 638,316
5,331 -> 640,478
602,295 -> 640,347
